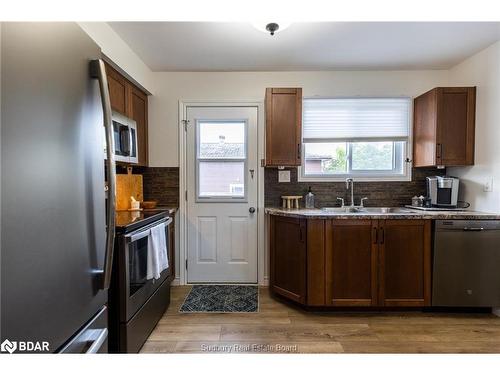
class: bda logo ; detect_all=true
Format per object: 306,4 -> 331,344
1,339 -> 17,354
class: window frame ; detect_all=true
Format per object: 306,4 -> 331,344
195,119 -> 249,203
298,96 -> 412,182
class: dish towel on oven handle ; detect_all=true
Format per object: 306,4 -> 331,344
146,222 -> 169,280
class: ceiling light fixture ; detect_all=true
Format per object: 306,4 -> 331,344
252,22 -> 291,36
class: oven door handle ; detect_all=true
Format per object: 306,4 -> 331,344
127,228 -> 151,243
90,59 -> 116,291
125,217 -> 172,243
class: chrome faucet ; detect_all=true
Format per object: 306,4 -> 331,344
346,178 -> 355,207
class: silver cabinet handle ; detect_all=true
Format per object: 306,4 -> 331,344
90,59 -> 116,291
86,328 -> 108,354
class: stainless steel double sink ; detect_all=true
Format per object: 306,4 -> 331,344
321,207 -> 413,214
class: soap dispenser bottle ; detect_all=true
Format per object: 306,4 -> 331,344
305,186 -> 315,209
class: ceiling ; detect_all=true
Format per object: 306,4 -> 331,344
109,22 -> 500,71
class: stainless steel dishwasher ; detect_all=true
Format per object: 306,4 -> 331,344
432,220 -> 500,307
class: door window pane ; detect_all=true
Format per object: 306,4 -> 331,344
304,142 -> 348,175
351,142 -> 394,170
198,122 -> 245,159
199,161 -> 245,198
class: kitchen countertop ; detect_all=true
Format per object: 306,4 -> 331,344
265,207 -> 500,220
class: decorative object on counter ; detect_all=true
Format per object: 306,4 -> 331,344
129,196 -> 142,211
419,195 -> 426,206
305,186 -> 315,208
411,196 -> 421,207
141,200 -> 158,209
116,166 -> 143,211
281,195 -> 302,209
180,285 -> 258,313
411,195 -> 426,207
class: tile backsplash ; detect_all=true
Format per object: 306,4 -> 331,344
116,165 -> 442,209
264,167 -> 444,208
118,166 -> 180,207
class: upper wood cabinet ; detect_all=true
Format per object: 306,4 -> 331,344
105,62 -> 149,166
378,220 -> 431,307
129,86 -> 149,167
413,87 -> 476,167
265,88 -> 302,166
325,220 -> 378,307
269,215 -> 307,304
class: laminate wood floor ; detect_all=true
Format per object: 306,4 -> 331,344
141,286 -> 500,354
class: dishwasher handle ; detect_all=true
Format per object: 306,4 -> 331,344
463,227 -> 485,232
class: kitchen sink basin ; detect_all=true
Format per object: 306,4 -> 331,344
321,207 -> 413,214
321,207 -> 366,213
363,207 -> 413,214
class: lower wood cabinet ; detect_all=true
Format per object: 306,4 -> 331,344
326,220 -> 378,306
378,220 -> 431,306
269,216 -> 307,303
269,216 -> 432,308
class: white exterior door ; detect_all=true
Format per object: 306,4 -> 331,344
186,106 -> 258,283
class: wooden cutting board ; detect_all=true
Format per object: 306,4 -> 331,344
116,167 -> 143,211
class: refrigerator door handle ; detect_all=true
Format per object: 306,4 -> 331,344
86,328 -> 108,354
90,59 -> 116,290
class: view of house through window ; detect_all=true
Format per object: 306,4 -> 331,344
301,98 -> 410,181
197,121 -> 246,199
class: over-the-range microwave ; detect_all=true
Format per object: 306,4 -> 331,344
104,111 -> 138,164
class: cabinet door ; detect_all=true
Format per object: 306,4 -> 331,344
326,220 -> 378,306
105,63 -> 128,115
270,216 -> 306,303
129,86 -> 149,166
378,220 -> 431,307
413,89 -> 438,167
265,88 -> 302,166
437,87 -> 476,166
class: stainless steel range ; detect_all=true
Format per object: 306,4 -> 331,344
109,210 -> 173,353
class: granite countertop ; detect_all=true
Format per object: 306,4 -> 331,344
265,207 -> 500,220
143,207 -> 177,215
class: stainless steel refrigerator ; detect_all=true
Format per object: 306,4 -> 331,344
1,23 -> 116,353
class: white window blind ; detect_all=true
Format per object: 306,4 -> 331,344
303,98 -> 410,142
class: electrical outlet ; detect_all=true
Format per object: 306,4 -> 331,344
484,177 -> 494,192
278,170 -> 291,183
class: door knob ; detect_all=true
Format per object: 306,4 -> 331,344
249,207 -> 256,213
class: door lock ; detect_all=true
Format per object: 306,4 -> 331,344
249,207 -> 256,213
249,169 -> 255,179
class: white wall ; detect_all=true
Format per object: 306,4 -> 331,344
78,22 -> 155,94
149,70 -> 449,167
448,41 -> 500,212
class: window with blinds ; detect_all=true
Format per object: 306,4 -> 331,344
300,97 -> 411,181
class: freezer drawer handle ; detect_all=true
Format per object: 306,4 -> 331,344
86,328 -> 108,354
